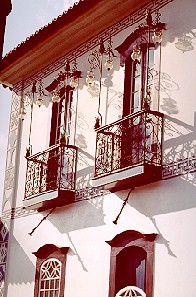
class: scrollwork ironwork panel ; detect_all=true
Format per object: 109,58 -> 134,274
95,110 -> 163,177
24,144 -> 77,199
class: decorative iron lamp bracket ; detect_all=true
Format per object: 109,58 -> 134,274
45,60 -> 81,96
87,37 -> 116,72
20,81 -> 47,158
20,80 -> 47,120
114,10 -> 165,113
86,37 -> 116,130
115,10 -> 165,60
20,82 -> 37,113
56,61 -> 81,83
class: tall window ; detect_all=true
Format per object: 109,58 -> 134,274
115,246 -> 146,294
106,230 -> 157,297
123,44 -> 155,117
33,244 -> 69,297
50,86 -> 73,146
39,258 -> 62,297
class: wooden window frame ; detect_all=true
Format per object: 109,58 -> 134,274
33,244 -> 69,297
123,43 -> 155,117
115,24 -> 164,118
49,86 -> 73,146
106,230 -> 157,297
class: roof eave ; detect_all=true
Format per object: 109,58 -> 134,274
0,0 -> 150,87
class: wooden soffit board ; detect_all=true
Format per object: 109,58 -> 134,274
0,0 -> 150,87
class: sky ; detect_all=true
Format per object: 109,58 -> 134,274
0,0 -> 77,206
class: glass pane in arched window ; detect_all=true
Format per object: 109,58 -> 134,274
115,246 -> 146,294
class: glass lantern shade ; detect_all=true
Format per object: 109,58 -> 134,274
131,45 -> 141,62
105,57 -> 113,71
52,90 -> 61,103
20,107 -> 27,120
86,70 -> 95,87
36,95 -> 43,107
152,29 -> 162,43
70,77 -> 78,89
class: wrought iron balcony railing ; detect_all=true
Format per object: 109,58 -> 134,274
24,144 -> 77,199
94,110 -> 163,178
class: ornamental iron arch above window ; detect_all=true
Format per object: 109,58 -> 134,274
115,11 -> 165,67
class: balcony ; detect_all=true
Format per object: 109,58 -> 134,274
92,110 -> 163,191
23,144 -> 78,211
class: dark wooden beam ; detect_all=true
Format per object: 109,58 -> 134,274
0,0 -> 12,66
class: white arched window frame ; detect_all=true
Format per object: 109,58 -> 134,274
39,258 -> 62,297
116,286 -> 146,297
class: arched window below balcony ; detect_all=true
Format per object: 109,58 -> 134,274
106,230 -> 157,297
33,244 -> 69,297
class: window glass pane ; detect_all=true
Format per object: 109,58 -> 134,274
134,76 -> 141,92
133,92 -> 140,112
136,258 -> 146,291
50,279 -> 55,289
124,42 -> 156,116
45,280 -> 49,289
147,48 -> 155,91
55,279 -> 60,289
135,62 -> 141,76
115,246 -> 146,294
131,61 -> 141,112
148,48 -> 154,70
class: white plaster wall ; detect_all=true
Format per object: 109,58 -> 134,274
6,173 -> 196,297
160,0 -> 196,125
5,0 -> 196,296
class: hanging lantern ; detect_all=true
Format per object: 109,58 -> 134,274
36,80 -> 45,107
70,77 -> 78,89
152,28 -> 162,44
86,70 -> 95,87
105,56 -> 113,71
131,44 -> 141,62
52,90 -> 61,103
36,95 -> 43,107
20,107 -> 27,120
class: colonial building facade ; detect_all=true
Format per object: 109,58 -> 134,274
0,0 -> 195,297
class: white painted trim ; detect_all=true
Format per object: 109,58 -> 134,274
91,165 -> 144,188
23,190 -> 58,209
